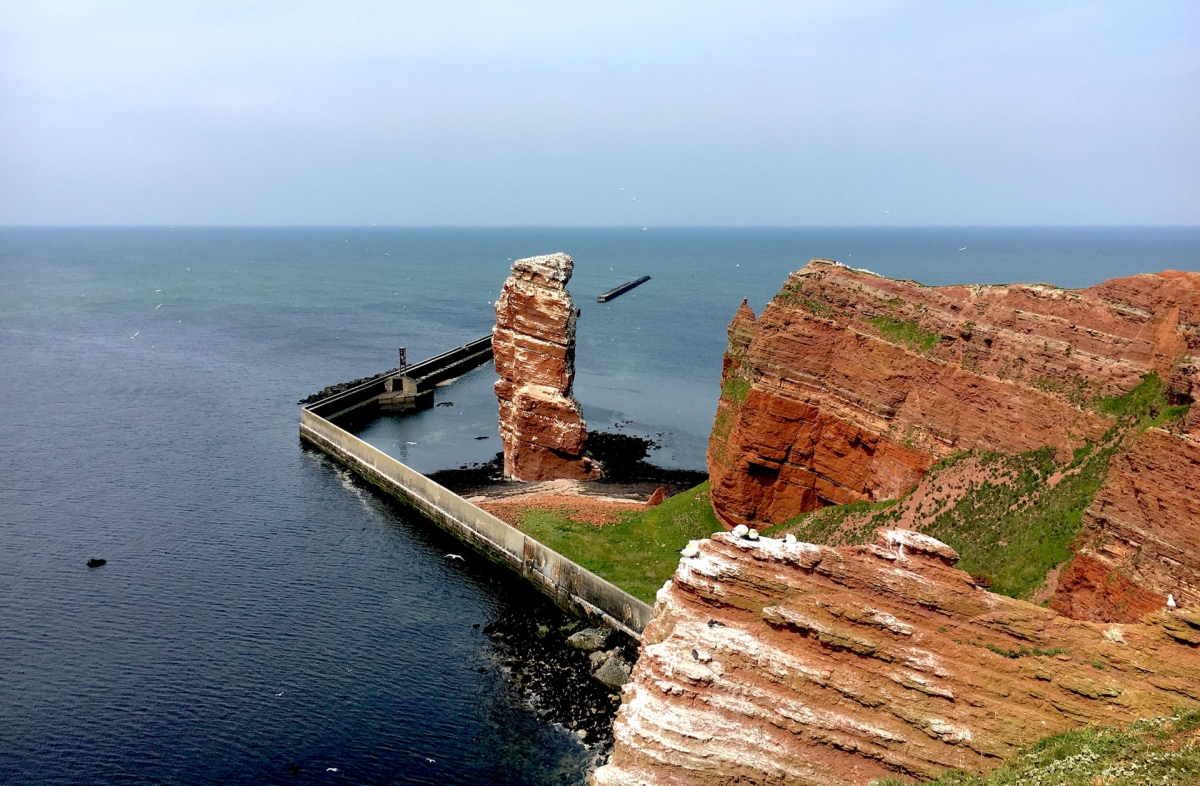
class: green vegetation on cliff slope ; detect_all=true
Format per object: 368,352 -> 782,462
865,315 -> 940,352
513,482 -> 721,603
766,374 -> 1189,599
870,708 -> 1200,786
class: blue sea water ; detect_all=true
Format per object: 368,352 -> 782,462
1,227 -> 1197,785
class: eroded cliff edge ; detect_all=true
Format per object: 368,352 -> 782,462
593,530 -> 1200,786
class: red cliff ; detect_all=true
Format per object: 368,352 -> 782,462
708,261 -> 1200,529
594,530 -> 1200,786
1052,426 -> 1200,621
494,253 -> 600,481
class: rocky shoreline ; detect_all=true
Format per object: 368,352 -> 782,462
429,431 -> 706,500
482,604 -> 640,769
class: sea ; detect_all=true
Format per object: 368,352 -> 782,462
2,227 -> 1197,785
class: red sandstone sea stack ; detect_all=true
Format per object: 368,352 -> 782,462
494,253 -> 600,482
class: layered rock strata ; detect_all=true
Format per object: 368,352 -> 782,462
494,253 -> 600,481
1052,426 -> 1200,621
709,261 -> 1200,528
593,530 -> 1200,786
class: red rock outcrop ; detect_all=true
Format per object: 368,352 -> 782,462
593,530 -> 1200,786
494,253 -> 600,481
1051,426 -> 1200,621
709,261 -> 1200,528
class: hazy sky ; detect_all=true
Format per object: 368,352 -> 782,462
2,1 -> 1197,226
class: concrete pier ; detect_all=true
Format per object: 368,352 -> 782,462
309,335 -> 493,421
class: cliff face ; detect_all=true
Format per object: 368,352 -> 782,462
1052,426 -> 1200,621
594,530 -> 1200,786
708,261 -> 1200,528
494,253 -> 600,481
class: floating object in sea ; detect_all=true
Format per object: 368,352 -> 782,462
598,276 -> 651,302
87,558 -> 106,567
474,435 -> 489,440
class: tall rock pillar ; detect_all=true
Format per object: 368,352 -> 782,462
493,253 -> 601,482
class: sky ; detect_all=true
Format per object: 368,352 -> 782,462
1,1 -> 1197,226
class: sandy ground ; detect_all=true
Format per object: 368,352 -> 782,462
467,479 -> 659,527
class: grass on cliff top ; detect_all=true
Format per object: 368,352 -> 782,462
765,374 -> 1189,600
865,315 -> 940,352
870,708 -> 1200,786
513,482 -> 721,604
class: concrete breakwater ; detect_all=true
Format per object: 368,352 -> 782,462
306,335 -> 494,420
299,349 -> 653,637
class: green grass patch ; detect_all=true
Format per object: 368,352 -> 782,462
514,482 -> 721,604
1093,372 -> 1190,430
721,375 -> 751,407
872,708 -> 1200,786
920,444 -> 1116,598
762,499 -> 897,543
865,315 -> 940,352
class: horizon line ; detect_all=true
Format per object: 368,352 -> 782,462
2,224 -> 1199,230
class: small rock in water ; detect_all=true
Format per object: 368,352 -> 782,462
87,558 -> 106,568
567,627 -> 610,651
732,524 -> 749,538
748,529 -> 759,541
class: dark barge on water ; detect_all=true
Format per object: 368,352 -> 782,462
597,276 -> 651,302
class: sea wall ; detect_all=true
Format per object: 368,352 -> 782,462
299,408 -> 652,636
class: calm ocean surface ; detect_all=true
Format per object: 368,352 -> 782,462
2,227 -> 1197,784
